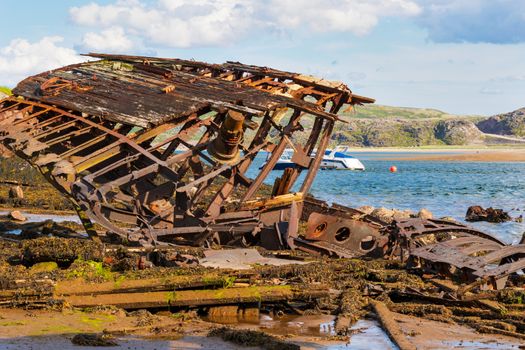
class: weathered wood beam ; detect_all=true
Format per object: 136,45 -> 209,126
62,284 -> 330,309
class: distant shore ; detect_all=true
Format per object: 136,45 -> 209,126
351,147 -> 525,162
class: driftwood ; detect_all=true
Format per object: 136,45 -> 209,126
370,300 -> 416,350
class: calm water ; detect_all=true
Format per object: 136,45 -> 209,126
246,152 -> 525,244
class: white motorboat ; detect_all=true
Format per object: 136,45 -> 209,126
261,146 -> 365,171
319,145 -> 365,170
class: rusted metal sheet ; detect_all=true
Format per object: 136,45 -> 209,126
389,218 -> 507,261
408,239 -> 525,291
0,54 -> 374,248
302,212 -> 386,256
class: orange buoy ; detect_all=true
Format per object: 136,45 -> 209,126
389,165 -> 397,173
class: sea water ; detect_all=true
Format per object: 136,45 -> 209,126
246,152 -> 525,244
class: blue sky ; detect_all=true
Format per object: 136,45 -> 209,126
1,0 -> 524,115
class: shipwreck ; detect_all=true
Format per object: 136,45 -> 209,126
0,54 -> 524,293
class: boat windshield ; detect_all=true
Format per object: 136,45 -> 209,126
334,145 -> 350,153
280,149 -> 294,160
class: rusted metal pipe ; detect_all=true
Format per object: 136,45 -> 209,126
208,111 -> 245,164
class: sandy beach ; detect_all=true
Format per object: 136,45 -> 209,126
351,147 -> 525,162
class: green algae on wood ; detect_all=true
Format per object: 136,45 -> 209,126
63,284 -> 328,309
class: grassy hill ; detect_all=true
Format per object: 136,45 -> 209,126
0,86 -> 12,96
341,104 -> 483,120
329,104 -> 521,147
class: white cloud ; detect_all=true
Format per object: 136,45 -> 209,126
267,0 -> 421,35
69,0 -> 421,48
0,36 -> 83,86
416,0 -> 525,43
82,26 -> 134,52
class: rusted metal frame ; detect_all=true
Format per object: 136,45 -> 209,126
58,121 -> 127,159
148,219 -> 260,241
89,144 -> 208,198
155,118 -> 213,160
217,71 -> 236,80
82,163 -> 156,201
99,202 -> 149,225
12,107 -> 52,125
72,138 -> 127,170
79,119 -> 191,179
441,237 -> 503,256
45,125 -> 94,146
0,99 -> 22,114
150,115 -> 206,159
234,73 -> 258,83
58,133 -> 109,158
19,101 -> 181,194
79,201 -> 141,241
460,243 -> 502,255
443,236 -> 497,247
300,119 -> 334,193
71,131 -> 142,170
177,137 -> 217,167
148,226 -> 208,239
328,92 -> 347,114
205,113 -> 273,217
175,141 -> 269,194
292,238 -> 357,258
394,218 -> 506,246
32,119 -> 77,139
316,92 -> 340,106
260,80 -> 289,89
408,227 -> 503,245
287,103 -> 339,123
19,113 -> 67,134
170,113 -> 224,181
226,65 -> 351,97
270,116 -> 318,191
0,103 -> 34,121
73,121 -> 180,173
15,103 -> 36,114
16,99 -> 170,170
240,136 -> 287,202
187,175 -> 218,209
181,113 -> 225,202
90,119 -> 211,204
151,118 -> 210,159
82,151 -> 155,187
282,116 -> 325,189
248,77 -> 275,87
240,109 -> 303,202
474,258 -> 525,278
479,245 -> 525,264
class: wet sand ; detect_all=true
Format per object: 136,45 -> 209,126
394,150 -> 525,162
1,308 -> 522,350
351,148 -> 525,162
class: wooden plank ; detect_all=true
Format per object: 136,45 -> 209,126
62,285 -> 329,309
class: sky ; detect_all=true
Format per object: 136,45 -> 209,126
1,0 -> 524,116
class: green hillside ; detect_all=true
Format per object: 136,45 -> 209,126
341,104 -> 483,120
0,86 -> 12,96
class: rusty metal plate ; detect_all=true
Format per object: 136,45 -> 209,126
303,212 -> 385,256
